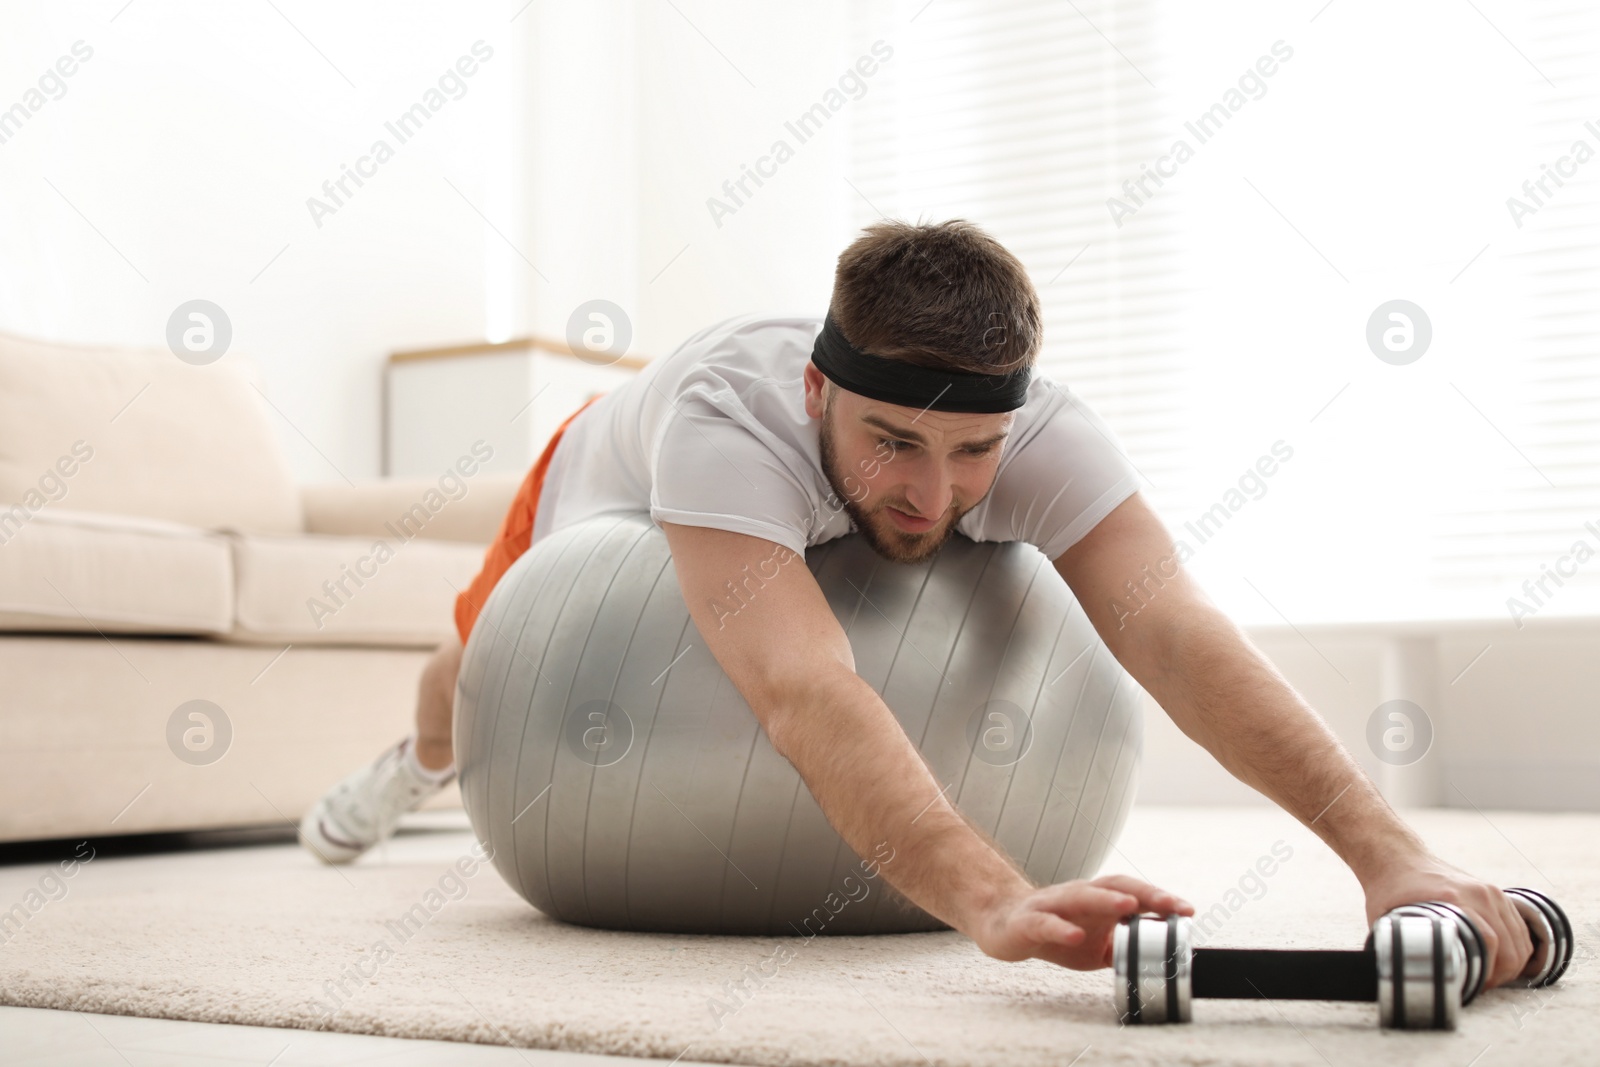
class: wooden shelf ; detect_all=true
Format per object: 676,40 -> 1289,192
389,334 -> 650,370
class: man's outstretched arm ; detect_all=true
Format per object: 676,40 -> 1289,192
1053,490 -> 1535,988
660,520 -> 1192,969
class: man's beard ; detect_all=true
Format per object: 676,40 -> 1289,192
817,407 -> 962,565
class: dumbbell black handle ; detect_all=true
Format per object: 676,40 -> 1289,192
1191,947 -> 1378,1002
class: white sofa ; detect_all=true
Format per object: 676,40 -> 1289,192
0,331 -> 523,843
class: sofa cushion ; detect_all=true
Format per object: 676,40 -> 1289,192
226,532 -> 488,647
0,331 -> 302,535
0,509 -> 232,635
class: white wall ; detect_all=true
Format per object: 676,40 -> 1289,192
2,1 -> 867,480
1135,621 -> 1600,812
630,2 -> 856,352
0,1 -> 511,482
507,1 -> 857,356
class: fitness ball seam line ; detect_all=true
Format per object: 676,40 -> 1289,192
575,519 -> 657,928
532,514 -> 633,924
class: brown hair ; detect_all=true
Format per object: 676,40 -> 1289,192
828,219 -> 1041,378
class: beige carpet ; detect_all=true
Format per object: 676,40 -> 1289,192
0,805 -> 1593,1067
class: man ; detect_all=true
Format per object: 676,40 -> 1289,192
302,220 -> 1534,984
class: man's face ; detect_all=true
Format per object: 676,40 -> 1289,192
804,362 -> 1014,564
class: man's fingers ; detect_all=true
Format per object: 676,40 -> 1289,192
1467,904 -> 1504,988
1492,897 -> 1526,985
1034,883 -> 1140,918
1088,873 -> 1194,915
1486,890 -> 1534,988
1453,887 -> 1534,990
1506,893 -> 1535,977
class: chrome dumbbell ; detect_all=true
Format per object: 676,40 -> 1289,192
1112,886 -> 1571,1030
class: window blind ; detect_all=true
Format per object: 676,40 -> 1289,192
848,0 -> 1600,626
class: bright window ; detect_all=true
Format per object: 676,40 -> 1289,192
850,0 -> 1600,627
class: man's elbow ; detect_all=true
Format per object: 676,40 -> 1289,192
752,673 -> 812,759
752,659 -> 854,759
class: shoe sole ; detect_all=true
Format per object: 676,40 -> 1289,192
298,807 -> 369,865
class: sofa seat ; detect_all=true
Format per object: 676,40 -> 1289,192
226,531 -> 488,647
0,508 -> 232,635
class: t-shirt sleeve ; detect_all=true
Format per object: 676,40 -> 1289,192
969,380 -> 1142,561
648,389 -> 815,557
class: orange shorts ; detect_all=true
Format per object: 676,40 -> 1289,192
453,393 -> 607,646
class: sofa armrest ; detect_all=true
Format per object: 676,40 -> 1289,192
300,473 -> 522,544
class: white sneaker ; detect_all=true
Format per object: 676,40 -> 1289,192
299,736 -> 454,864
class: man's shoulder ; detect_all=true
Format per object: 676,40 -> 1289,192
651,314 -> 823,393
989,375 -> 1111,479
681,313 -> 822,351
1003,371 -> 1068,430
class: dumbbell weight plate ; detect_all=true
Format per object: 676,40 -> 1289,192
1504,887 -> 1572,988
1373,910 -> 1465,1030
1382,902 -> 1486,1006
1112,913 -> 1192,1024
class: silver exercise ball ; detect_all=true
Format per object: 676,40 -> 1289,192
454,511 -> 1143,935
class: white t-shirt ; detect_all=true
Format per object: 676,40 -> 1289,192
534,314 -> 1141,562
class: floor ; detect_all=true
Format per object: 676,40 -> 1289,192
0,816 -> 718,1067
0,1005 -> 718,1066
1,807 -> 1590,1067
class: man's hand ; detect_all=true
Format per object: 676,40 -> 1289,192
974,874 -> 1194,970
1361,850 -> 1535,989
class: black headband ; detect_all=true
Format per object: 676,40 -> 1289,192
810,312 -> 1031,414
